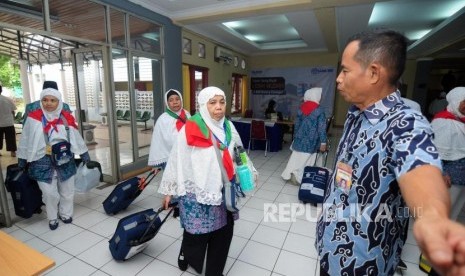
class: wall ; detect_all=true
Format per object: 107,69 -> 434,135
249,52 -> 350,126
181,30 -> 249,113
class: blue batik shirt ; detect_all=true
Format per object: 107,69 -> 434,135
316,91 -> 442,275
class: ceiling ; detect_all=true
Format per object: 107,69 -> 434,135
128,0 -> 465,59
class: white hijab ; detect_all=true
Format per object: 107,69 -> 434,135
164,89 -> 184,114
40,88 -> 63,121
432,87 -> 465,160
148,89 -> 191,166
198,86 -> 227,143
446,87 -> 465,119
304,87 -> 322,103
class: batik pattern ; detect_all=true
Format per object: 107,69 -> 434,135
316,91 -> 442,275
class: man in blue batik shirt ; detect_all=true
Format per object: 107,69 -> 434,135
317,29 -> 465,275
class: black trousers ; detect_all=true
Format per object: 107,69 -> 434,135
0,126 -> 17,151
181,212 -> 234,276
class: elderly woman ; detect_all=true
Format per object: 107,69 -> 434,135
159,86 -> 246,275
281,87 -> 327,184
431,86 -> 465,220
148,89 -> 190,168
17,88 -> 90,230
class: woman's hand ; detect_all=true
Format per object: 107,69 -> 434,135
163,195 -> 172,210
319,144 -> 327,152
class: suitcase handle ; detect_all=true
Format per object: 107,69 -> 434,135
137,201 -> 179,244
137,168 -> 161,191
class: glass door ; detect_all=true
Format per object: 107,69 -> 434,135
71,46 -> 116,182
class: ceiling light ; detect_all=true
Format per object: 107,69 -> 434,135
407,29 -> 432,40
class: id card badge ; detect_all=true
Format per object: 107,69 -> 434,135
45,145 -> 52,155
335,161 -> 353,193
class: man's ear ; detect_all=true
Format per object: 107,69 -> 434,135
369,63 -> 381,84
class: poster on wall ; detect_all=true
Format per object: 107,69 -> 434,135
250,66 -> 337,119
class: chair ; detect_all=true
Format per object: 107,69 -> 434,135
122,110 -> 131,121
14,111 -> 23,124
116,110 -> 124,120
244,109 -> 253,118
248,120 -> 269,157
136,111 -> 151,130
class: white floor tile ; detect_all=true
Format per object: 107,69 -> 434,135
273,250 -> 318,276
77,239 -> 114,268
137,259 -> 183,276
73,210 -> 110,229
42,247 -> 74,269
24,236 -> 53,253
239,206 -> 264,224
251,225 -> 288,249
45,258 -> 97,276
289,219 -> 317,238
100,253 -> 154,276
234,219 -> 259,239
238,240 -> 280,271
57,230 -> 104,256
40,223 -> 84,245
143,232 -> 177,258
282,232 -> 318,259
87,216 -> 120,238
227,260 -> 271,276
228,235 -> 249,258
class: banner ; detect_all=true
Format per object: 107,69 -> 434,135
249,66 -> 336,119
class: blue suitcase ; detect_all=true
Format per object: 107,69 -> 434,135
109,204 -> 176,260
5,164 -> 43,218
298,152 -> 331,204
102,169 -> 160,215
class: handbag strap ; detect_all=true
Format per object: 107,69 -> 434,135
211,134 -> 230,185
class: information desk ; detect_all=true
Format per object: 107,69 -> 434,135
0,230 -> 55,275
231,118 -> 282,152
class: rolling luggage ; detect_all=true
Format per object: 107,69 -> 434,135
102,168 -> 161,215
109,202 -> 177,261
298,151 -> 331,204
5,164 -> 43,218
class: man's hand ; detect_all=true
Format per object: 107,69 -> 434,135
414,215 -> 465,275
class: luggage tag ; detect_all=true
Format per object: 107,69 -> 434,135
335,161 -> 352,193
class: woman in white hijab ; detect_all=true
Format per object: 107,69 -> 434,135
159,86 -> 248,275
17,88 -> 90,230
281,87 -> 328,184
148,89 -> 190,168
431,86 -> 465,220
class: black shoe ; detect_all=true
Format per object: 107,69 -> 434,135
178,249 -> 188,271
59,216 -> 73,224
397,259 -> 407,270
49,220 -> 59,230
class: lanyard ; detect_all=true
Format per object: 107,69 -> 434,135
339,113 -> 362,164
42,115 -> 60,141
212,121 -> 230,149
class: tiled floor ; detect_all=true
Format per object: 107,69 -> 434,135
0,130 -> 457,276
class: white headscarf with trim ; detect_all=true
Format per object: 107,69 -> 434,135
165,89 -> 184,114
198,86 -> 227,143
40,88 -> 63,121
